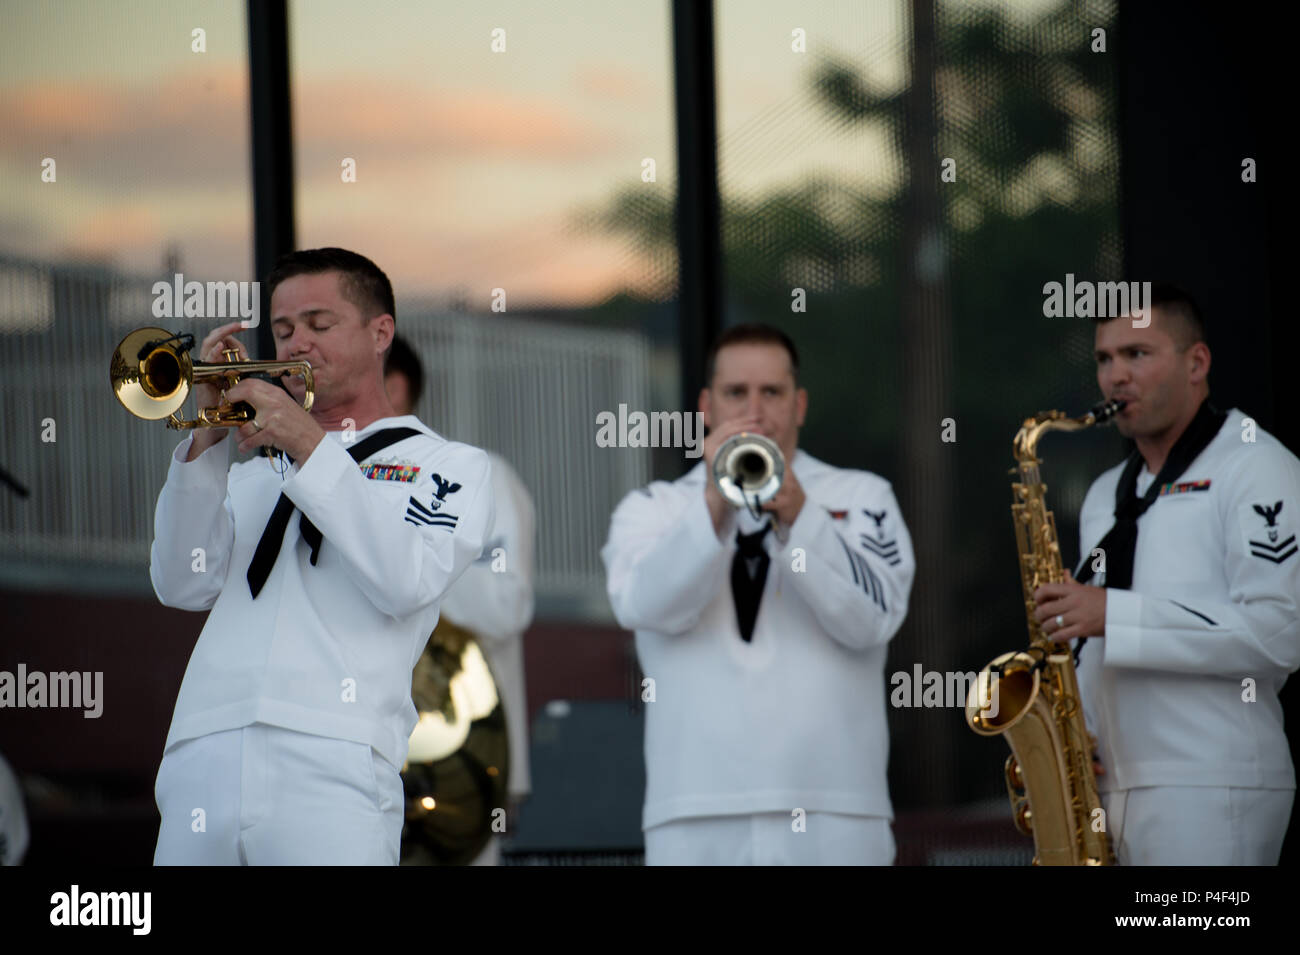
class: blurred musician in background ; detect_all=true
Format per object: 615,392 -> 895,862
602,324 -> 914,865
387,335 -> 536,865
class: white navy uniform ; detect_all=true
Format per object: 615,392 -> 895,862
602,450 -> 914,864
435,451 -> 536,866
150,415 -> 493,865
0,751 -> 28,866
1076,408 -> 1300,864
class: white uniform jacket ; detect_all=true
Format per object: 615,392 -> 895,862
437,451 -> 535,797
602,449 -> 915,830
1076,408 -> 1300,793
150,415 -> 494,770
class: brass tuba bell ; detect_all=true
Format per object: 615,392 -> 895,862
400,617 -> 510,865
110,325 -> 314,430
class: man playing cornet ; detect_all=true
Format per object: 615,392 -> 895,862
148,248 -> 493,865
602,324 -> 914,865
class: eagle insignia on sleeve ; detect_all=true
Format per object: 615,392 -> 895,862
403,473 -> 464,529
1246,500 -> 1297,564
430,473 -> 461,501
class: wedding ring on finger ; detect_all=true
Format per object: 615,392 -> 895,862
1055,614 -> 1065,630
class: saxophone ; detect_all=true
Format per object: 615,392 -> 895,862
964,399 -> 1124,866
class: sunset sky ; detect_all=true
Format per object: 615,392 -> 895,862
0,0 -> 1056,307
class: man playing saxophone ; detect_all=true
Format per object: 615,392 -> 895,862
1032,284 -> 1300,864
602,324 -> 914,865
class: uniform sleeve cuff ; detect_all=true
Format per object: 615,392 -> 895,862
282,434 -> 347,502
1103,588 -> 1144,667
168,434 -> 231,487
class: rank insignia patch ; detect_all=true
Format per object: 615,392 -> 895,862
1243,499 -> 1297,564
405,496 -> 459,531
1159,479 -> 1210,496
859,508 -> 901,566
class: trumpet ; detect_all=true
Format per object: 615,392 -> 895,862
711,431 -> 785,512
110,325 -> 314,430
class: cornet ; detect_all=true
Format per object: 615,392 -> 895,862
711,431 -> 785,514
110,325 -> 314,430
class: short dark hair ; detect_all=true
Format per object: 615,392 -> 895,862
384,334 -> 424,406
1094,281 -> 1206,349
704,323 -> 800,387
1150,282 -> 1207,348
265,247 -> 396,325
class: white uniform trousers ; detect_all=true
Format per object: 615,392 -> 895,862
1103,786 -> 1293,865
153,722 -> 404,865
644,812 -> 894,865
470,835 -> 502,866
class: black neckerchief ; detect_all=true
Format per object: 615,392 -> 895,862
1073,398 -> 1226,660
731,521 -> 773,642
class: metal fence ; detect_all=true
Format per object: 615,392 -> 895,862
0,256 -> 652,620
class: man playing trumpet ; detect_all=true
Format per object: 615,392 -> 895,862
148,248 -> 494,865
602,324 -> 914,864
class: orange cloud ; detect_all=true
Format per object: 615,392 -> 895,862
1,65 -> 646,303
300,214 -> 667,307
573,63 -> 654,103
0,67 -> 616,189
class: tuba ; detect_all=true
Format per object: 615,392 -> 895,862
400,617 -> 510,865
965,399 -> 1124,866
111,325 -> 313,429
711,432 -> 785,514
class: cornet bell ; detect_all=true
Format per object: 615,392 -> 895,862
110,326 -> 194,421
711,432 -> 785,509
110,325 -> 314,430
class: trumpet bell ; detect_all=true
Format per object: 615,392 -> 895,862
712,432 -> 785,508
110,325 -> 193,420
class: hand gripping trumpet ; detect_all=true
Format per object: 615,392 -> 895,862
110,326 -> 314,430
965,398 -> 1124,866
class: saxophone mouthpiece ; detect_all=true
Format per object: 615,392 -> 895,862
1091,398 -> 1127,423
